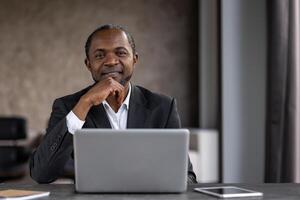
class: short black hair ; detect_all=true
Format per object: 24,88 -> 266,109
85,24 -> 136,58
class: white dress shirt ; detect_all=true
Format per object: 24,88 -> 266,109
66,84 -> 131,134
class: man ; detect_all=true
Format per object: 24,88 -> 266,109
29,24 -> 197,184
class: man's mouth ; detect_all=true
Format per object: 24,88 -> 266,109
101,71 -> 123,78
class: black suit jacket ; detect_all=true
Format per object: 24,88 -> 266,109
29,84 -> 197,184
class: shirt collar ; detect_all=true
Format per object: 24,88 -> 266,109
103,82 -> 131,110
123,82 -> 131,109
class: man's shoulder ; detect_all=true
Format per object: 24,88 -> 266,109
133,85 -> 174,108
54,85 -> 92,107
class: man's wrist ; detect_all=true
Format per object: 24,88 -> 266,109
80,95 -> 94,108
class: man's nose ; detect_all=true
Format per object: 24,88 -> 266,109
104,53 -> 119,66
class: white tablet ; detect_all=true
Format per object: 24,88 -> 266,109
194,186 -> 263,198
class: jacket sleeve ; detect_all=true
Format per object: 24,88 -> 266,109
29,98 -> 73,183
165,98 -> 198,184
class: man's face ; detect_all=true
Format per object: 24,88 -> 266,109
85,29 -> 137,85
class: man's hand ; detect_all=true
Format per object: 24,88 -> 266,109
72,77 -> 125,120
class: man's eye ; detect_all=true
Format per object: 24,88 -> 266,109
95,54 -> 104,59
116,51 -> 128,57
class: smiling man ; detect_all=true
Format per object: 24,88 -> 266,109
29,24 -> 197,184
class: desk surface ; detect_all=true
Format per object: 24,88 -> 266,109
0,183 -> 300,199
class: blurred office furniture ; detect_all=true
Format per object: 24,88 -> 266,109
189,129 -> 219,183
0,117 -> 31,181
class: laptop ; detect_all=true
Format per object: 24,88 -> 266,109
73,129 -> 189,193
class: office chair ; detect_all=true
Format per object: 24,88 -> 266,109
0,117 -> 30,181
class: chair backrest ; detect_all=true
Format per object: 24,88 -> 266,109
0,117 -> 26,140
0,117 -> 28,181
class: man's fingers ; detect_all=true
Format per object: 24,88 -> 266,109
116,90 -> 124,106
112,87 -> 125,105
88,77 -> 126,106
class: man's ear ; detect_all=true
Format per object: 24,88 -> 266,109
85,58 -> 91,71
133,53 -> 138,65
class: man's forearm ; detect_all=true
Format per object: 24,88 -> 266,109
72,97 -> 93,121
30,118 -> 73,183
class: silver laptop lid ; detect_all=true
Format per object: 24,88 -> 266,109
74,129 -> 189,193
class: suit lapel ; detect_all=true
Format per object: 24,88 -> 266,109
127,85 -> 151,128
87,104 -> 111,128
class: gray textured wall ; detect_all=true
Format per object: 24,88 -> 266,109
0,0 -> 198,133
